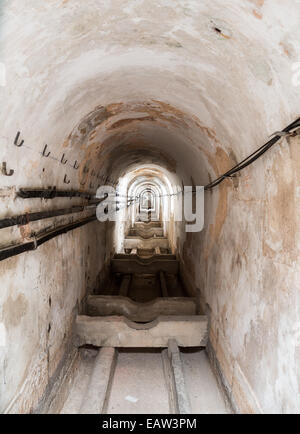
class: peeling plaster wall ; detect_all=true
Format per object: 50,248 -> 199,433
0,0 -> 300,413
198,134 -> 300,414
0,221 -> 106,413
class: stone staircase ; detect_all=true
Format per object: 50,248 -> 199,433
49,220 -> 224,415
76,219 -> 207,335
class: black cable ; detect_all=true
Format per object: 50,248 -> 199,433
204,117 -> 300,190
129,117 -> 300,196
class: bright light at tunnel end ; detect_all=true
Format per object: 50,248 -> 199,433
95,185 -> 205,233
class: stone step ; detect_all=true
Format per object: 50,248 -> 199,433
155,246 -> 161,255
87,295 -> 196,322
128,227 -> 164,238
74,315 -> 208,348
114,253 -> 176,261
124,236 -> 169,250
111,257 -> 179,274
134,221 -> 162,228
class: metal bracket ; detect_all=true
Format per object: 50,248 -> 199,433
270,128 -> 300,138
61,154 -> 68,165
2,162 -> 14,176
223,174 -> 237,178
290,127 -> 300,137
14,131 -> 24,147
64,174 -> 71,184
42,144 -> 51,157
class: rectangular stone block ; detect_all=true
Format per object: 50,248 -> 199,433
87,295 -> 196,322
75,315 -> 208,348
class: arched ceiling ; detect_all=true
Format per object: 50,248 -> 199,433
0,0 -> 299,192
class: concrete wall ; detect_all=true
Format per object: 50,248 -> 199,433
194,133 -> 300,414
0,220 -> 106,413
1,0 -> 300,413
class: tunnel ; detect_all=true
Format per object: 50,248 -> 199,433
1,0 -> 300,415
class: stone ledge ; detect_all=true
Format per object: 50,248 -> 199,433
75,315 -> 208,348
87,295 -> 196,322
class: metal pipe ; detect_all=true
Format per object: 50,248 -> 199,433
0,205 -> 94,230
0,215 -> 97,262
17,188 -> 94,200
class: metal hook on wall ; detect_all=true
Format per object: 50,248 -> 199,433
14,132 -> 24,147
61,154 -> 68,165
73,160 -> 80,170
2,162 -> 14,176
42,144 -> 51,157
223,174 -> 237,179
64,174 -> 70,184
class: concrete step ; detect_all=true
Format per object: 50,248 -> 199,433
87,295 -> 196,322
134,221 -> 162,228
128,227 -> 164,238
111,257 -> 179,274
74,315 -> 208,348
135,214 -> 159,222
114,253 -> 176,261
124,236 -> 169,250
135,249 -> 172,257
134,220 -> 162,228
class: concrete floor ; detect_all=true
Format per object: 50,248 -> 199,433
60,349 -> 97,414
106,350 -> 169,414
181,350 -> 231,414
59,348 -> 230,414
